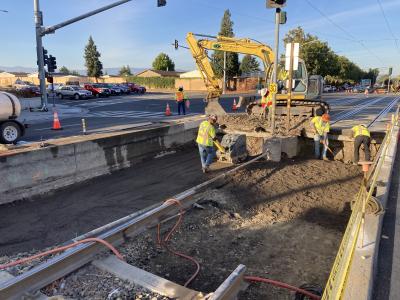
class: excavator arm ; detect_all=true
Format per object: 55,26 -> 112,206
186,32 -> 275,115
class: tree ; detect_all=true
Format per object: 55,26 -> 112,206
84,36 -> 103,79
211,10 -> 240,78
59,66 -> 70,74
240,55 -> 260,74
119,65 -> 132,76
152,53 -> 175,71
70,70 -> 81,76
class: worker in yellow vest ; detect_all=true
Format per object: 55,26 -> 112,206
260,88 -> 272,109
175,86 -> 188,115
351,124 -> 371,163
196,115 -> 218,173
311,113 -> 330,160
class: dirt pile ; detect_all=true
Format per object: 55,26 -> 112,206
120,158 -> 361,299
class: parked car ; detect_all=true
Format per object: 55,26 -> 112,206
83,83 -> 111,98
57,85 -> 92,100
115,84 -> 130,94
100,84 -> 122,95
46,84 -> 63,96
125,82 -> 146,94
352,86 -> 366,93
323,85 -> 334,93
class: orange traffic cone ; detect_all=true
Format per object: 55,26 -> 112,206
52,111 -> 63,130
165,103 -> 171,116
232,99 -> 237,112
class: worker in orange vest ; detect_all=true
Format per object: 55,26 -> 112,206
260,88 -> 272,109
175,87 -> 188,115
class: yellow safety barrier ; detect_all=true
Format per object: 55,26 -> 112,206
322,105 -> 399,300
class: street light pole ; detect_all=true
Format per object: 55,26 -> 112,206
270,7 -> 281,134
34,0 -> 48,110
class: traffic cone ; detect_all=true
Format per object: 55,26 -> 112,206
364,89 -> 368,96
232,99 -> 237,112
165,103 -> 171,116
52,111 -> 63,130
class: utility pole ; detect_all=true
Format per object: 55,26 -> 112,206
34,0 -> 48,110
223,51 -> 227,94
270,7 -> 281,133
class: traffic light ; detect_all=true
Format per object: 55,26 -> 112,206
267,0 -> 286,8
389,67 -> 393,76
157,0 -> 166,7
42,47 -> 49,65
279,10 -> 287,24
48,55 -> 57,73
174,40 -> 179,50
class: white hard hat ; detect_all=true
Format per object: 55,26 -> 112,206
261,88 -> 269,96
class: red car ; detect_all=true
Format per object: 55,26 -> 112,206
125,83 -> 146,94
83,83 -> 111,98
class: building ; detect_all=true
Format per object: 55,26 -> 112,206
0,72 -> 29,86
135,69 -> 183,78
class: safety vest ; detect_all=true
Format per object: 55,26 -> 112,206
175,91 -> 185,102
312,116 -> 330,135
261,94 -> 272,106
196,120 -> 216,147
352,125 -> 370,138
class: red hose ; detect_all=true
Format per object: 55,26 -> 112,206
244,276 -> 321,300
0,237 -> 124,271
157,198 -> 200,287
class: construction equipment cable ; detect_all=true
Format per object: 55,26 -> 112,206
0,238 -> 124,270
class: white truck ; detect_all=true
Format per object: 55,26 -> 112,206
0,91 -> 25,144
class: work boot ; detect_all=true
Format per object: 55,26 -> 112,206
323,156 -> 329,161
202,167 -> 208,173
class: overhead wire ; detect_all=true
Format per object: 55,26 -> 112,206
376,0 -> 400,54
304,0 -> 385,66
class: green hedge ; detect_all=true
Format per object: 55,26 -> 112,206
126,76 -> 176,89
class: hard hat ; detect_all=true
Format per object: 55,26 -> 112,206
322,113 -> 330,122
261,88 -> 269,96
178,86 -> 183,91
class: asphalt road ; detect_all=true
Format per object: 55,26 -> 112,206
21,92 -> 399,142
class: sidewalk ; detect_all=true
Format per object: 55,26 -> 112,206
373,143 -> 400,300
17,97 -> 87,125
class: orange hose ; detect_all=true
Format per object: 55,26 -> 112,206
244,276 -> 321,300
157,198 -> 200,287
0,237 -> 124,271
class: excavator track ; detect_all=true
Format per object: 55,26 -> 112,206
275,99 -> 330,113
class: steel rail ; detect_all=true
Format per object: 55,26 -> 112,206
367,96 -> 400,128
0,152 -> 269,299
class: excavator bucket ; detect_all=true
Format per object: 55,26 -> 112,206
205,98 -> 227,116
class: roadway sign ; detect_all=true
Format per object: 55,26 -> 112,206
269,83 -> 277,94
285,43 -> 299,71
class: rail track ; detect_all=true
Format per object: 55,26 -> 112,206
0,153 -> 274,300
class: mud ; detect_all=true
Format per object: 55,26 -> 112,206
119,158 -> 361,299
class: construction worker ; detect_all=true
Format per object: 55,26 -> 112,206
196,115 -> 218,173
352,124 -> 371,163
175,86 -> 187,115
260,88 -> 272,109
311,113 -> 330,160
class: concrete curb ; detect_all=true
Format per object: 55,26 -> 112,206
342,124 -> 399,299
0,119 -> 203,205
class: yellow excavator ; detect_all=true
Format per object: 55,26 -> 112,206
186,33 -> 329,122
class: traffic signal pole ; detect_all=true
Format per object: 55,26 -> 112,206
34,0 -> 155,110
270,8 -> 281,134
34,0 -> 48,110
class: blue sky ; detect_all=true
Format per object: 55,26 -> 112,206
0,0 -> 399,75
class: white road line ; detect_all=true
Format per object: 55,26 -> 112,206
367,96 -> 400,128
331,96 -> 388,124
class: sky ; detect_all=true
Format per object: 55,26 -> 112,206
0,0 -> 399,76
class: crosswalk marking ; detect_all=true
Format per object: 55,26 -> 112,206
86,111 -> 197,119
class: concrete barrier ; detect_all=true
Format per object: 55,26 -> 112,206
0,120 -> 202,205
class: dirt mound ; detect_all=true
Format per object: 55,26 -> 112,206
120,158 -> 361,299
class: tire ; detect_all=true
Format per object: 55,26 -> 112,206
95,93 -> 100,98
58,93 -> 63,100
0,121 -> 21,144
74,93 -> 80,100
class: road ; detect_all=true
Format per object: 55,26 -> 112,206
21,92 -> 399,142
